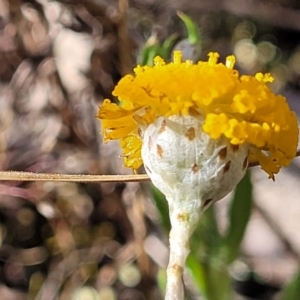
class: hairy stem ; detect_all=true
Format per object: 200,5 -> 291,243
165,228 -> 189,299
165,201 -> 201,300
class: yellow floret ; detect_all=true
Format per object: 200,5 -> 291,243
97,51 -> 299,178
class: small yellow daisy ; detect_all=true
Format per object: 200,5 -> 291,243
97,51 -> 298,181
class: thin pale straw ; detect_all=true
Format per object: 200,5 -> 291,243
0,172 -> 149,183
0,150 -> 299,183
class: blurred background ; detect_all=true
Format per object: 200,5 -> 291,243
0,0 -> 300,299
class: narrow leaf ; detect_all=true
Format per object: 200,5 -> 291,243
186,253 -> 209,297
151,185 -> 171,231
177,11 -> 200,45
282,268 -> 300,300
138,37 -> 160,66
223,171 -> 253,263
159,34 -> 178,59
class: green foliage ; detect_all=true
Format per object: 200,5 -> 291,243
151,186 -> 171,231
138,11 -> 202,65
282,268 -> 300,300
186,254 -> 208,296
138,34 -> 177,66
176,11 -> 201,45
223,171 -> 253,263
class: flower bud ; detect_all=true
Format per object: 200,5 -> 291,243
141,115 -> 250,211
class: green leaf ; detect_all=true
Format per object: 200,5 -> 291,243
151,185 -> 171,231
159,34 -> 178,60
186,253 -> 209,297
177,11 -> 200,45
191,206 -> 222,258
138,33 -> 178,65
138,41 -> 161,66
189,206 -> 226,299
223,171 -> 253,263
157,268 -> 167,296
282,267 -> 300,300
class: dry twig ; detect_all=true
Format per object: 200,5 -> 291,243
0,150 -> 299,183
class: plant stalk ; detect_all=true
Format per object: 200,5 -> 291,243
165,199 -> 201,300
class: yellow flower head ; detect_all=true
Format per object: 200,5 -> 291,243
97,51 -> 299,179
